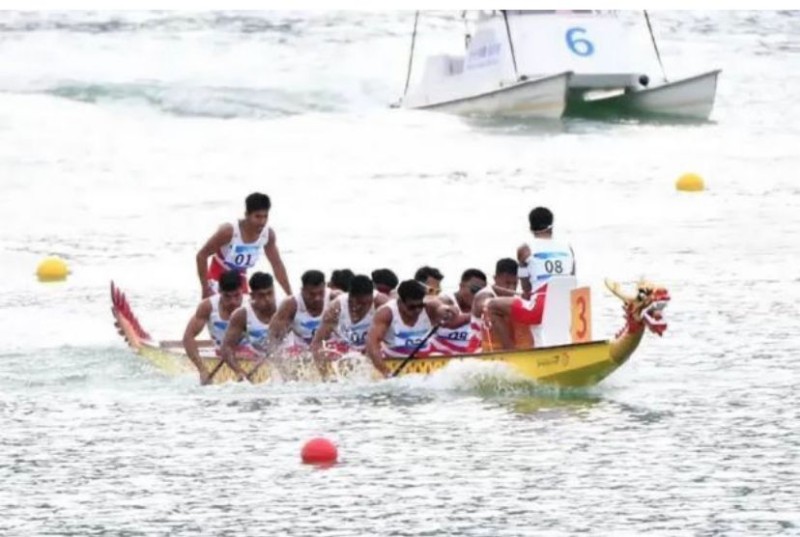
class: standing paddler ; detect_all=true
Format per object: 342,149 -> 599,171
195,192 -> 292,298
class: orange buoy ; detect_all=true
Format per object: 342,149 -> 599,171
301,437 -> 338,465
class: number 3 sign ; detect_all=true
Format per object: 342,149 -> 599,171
570,287 -> 592,343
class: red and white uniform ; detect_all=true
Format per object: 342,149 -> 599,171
431,293 -> 480,355
207,222 -> 270,292
513,237 -> 575,325
381,300 -> 433,358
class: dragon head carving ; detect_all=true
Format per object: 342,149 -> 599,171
605,278 -> 670,336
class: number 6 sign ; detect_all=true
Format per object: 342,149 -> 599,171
570,287 -> 592,343
565,27 -> 595,57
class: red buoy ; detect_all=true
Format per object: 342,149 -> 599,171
301,437 -> 338,465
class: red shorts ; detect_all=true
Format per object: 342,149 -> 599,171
208,258 -> 249,293
510,293 -> 546,326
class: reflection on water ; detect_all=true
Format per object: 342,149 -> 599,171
505,392 -> 604,417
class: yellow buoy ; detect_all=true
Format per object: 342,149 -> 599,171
676,173 -> 705,192
36,256 -> 69,282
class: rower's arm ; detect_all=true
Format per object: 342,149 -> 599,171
182,301 -> 212,384
365,308 -> 392,378
439,295 -> 469,328
267,297 -> 297,350
310,300 -> 341,356
426,299 -> 458,325
471,290 -> 488,318
196,224 -> 234,298
265,228 -> 292,296
517,244 -> 532,296
374,293 -> 390,308
219,308 -> 249,381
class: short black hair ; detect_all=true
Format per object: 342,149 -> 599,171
495,258 -> 518,276
348,274 -> 374,297
330,269 -> 355,292
301,269 -> 325,288
398,279 -> 426,302
219,270 -> 241,292
528,207 -> 554,232
249,271 -> 274,291
460,268 -> 487,283
371,268 -> 399,291
414,266 -> 444,283
245,192 -> 271,214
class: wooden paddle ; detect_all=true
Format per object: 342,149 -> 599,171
244,344 -> 276,382
390,323 -> 440,378
204,358 -> 227,385
205,352 -> 248,384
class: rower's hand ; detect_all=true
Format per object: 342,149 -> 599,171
199,369 -> 212,385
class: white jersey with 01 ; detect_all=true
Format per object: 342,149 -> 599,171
382,300 -> 433,358
334,292 -> 377,352
214,221 -> 270,271
519,237 -> 575,293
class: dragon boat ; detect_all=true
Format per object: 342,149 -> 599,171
110,278 -> 669,388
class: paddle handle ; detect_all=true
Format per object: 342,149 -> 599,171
390,323 -> 440,378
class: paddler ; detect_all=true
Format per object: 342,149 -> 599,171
430,268 -> 487,355
267,270 -> 341,353
182,270 -> 243,384
413,266 -> 444,296
486,207 -> 576,349
371,268 -> 399,297
471,258 -> 523,351
195,192 -> 292,298
218,272 -> 278,378
310,274 -> 390,359
365,280 -> 458,377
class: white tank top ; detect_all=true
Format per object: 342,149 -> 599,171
522,237 -> 575,293
334,292 -> 376,352
291,289 -> 331,347
206,295 -> 229,348
432,292 -> 472,353
244,301 -> 270,352
214,221 -> 270,271
382,300 -> 433,358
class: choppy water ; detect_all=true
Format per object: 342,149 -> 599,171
1,10 -> 799,536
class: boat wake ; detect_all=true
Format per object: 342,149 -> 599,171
253,352 -> 596,400
39,81 -> 346,119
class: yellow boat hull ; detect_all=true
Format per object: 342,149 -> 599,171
121,322 -> 622,388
